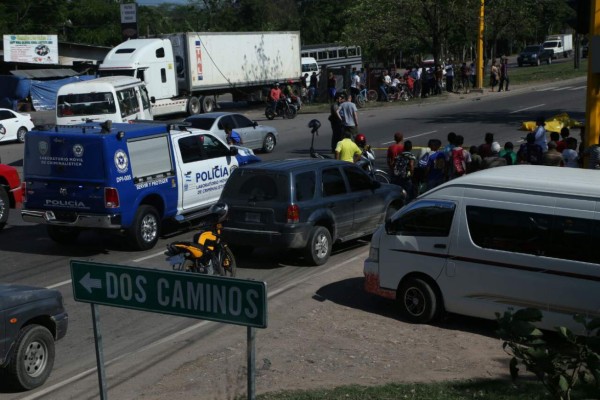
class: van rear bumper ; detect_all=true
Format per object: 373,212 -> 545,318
21,209 -> 121,229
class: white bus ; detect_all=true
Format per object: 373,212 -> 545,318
365,165 -> 600,334
56,76 -> 153,125
301,44 -> 362,70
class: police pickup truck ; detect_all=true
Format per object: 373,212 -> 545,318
21,122 -> 260,250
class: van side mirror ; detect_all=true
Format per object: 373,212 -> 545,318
230,147 -> 239,156
150,96 -> 156,104
253,121 -> 258,128
385,220 -> 395,235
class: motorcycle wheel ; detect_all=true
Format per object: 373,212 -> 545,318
356,96 -> 365,108
219,246 -> 237,277
373,171 -> 390,184
265,107 -> 275,120
284,106 -> 297,120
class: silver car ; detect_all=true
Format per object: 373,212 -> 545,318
184,112 -> 278,153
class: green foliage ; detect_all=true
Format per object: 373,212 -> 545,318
496,308 -> 600,400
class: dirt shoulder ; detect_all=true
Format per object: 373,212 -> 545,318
135,247 -> 511,400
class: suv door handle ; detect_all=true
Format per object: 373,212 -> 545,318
434,244 -> 446,249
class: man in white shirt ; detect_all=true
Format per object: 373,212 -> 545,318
350,68 -> 361,104
534,116 -> 548,152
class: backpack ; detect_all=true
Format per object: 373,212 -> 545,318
418,151 -> 432,169
392,152 -> 413,178
451,147 -> 466,176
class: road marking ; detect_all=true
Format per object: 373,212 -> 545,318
568,86 -> 587,91
509,104 -> 545,114
47,279 -> 71,289
133,251 -> 164,262
536,87 -> 557,91
31,252 -> 366,399
554,86 -> 572,91
382,130 -> 437,145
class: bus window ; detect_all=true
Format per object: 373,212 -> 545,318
328,50 -> 337,58
348,47 -> 357,56
318,51 -> 327,60
339,48 -> 347,57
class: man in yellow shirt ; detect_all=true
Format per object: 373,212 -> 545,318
335,131 -> 362,162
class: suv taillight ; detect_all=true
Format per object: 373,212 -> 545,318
104,187 -> 120,208
286,204 -> 299,223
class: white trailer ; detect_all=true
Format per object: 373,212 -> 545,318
543,34 -> 573,59
98,31 -> 302,117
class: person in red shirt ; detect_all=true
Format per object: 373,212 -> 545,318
387,131 -> 405,172
556,127 -> 570,153
269,82 -> 282,102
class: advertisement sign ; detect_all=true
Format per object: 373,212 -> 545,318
120,3 -> 138,40
3,34 -> 58,64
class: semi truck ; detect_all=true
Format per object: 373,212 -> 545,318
99,31 -> 301,118
542,34 -> 573,59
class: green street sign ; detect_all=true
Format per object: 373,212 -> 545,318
70,260 -> 267,328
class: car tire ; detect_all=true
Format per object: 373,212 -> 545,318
7,325 -> 55,390
187,96 -> 201,115
129,205 -> 160,250
0,187 -> 9,231
262,133 -> 276,153
397,277 -> 439,323
305,226 -> 332,266
17,127 -> 28,143
47,226 -> 80,244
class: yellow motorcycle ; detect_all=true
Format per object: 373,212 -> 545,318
164,203 -> 236,277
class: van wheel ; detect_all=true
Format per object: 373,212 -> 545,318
7,325 -> 55,390
305,226 -> 331,266
129,205 -> 160,250
187,96 -> 201,115
47,226 -> 80,244
0,187 -> 9,231
262,133 -> 276,153
397,278 -> 439,323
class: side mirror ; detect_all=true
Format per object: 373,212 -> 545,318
230,147 -> 239,156
384,220 -> 395,235
150,96 -> 156,104
253,121 -> 258,128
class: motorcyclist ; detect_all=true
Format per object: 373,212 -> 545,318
283,79 -> 302,110
355,133 -> 375,170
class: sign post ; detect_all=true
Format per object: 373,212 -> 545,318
71,261 -> 267,399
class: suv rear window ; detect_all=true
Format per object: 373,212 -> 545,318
222,170 -> 289,202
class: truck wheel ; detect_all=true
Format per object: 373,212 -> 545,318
304,226 -> 332,266
201,96 -> 215,113
0,187 -> 9,231
17,127 -> 28,143
47,226 -> 80,244
187,97 -> 201,115
397,277 -> 439,323
262,133 -> 276,153
129,205 -> 160,250
7,325 -> 55,390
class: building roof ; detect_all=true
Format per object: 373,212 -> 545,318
10,69 -> 80,79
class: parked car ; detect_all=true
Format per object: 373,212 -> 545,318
0,284 -> 68,390
0,162 -> 23,231
517,45 -> 553,66
0,109 -> 35,143
219,159 -> 405,265
184,112 -> 278,153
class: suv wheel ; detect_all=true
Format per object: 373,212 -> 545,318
305,226 -> 332,266
7,325 -> 55,390
129,205 -> 160,250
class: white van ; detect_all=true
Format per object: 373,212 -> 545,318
301,57 -> 319,83
56,76 -> 153,125
364,165 -> 600,333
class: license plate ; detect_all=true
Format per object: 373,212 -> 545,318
245,212 -> 261,223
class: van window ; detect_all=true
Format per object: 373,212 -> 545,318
116,87 -> 140,117
343,166 -> 371,192
128,135 -> 173,180
322,168 -> 346,197
547,214 -> 596,263
388,201 -> 455,236
57,92 -> 116,117
294,171 -> 315,201
139,86 -> 151,110
467,206 -> 552,256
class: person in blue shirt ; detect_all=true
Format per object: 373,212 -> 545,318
224,124 -> 243,145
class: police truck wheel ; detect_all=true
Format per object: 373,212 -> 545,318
47,226 -> 80,244
17,127 -> 28,143
262,133 -> 276,153
305,226 -> 331,266
129,205 -> 160,250
187,96 -> 201,115
7,325 -> 55,390
0,187 -> 9,230
397,278 -> 439,323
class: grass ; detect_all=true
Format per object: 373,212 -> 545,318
509,58 -> 587,85
252,379 -> 600,400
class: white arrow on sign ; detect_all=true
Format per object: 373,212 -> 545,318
79,272 -> 102,294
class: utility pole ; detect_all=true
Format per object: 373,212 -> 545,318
585,0 -> 600,153
476,0 -> 485,90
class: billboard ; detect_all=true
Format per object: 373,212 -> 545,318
3,34 -> 59,64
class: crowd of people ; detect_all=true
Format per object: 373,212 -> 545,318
386,119 -> 599,202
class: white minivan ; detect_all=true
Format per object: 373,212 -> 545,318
56,76 -> 153,125
364,165 -> 600,332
